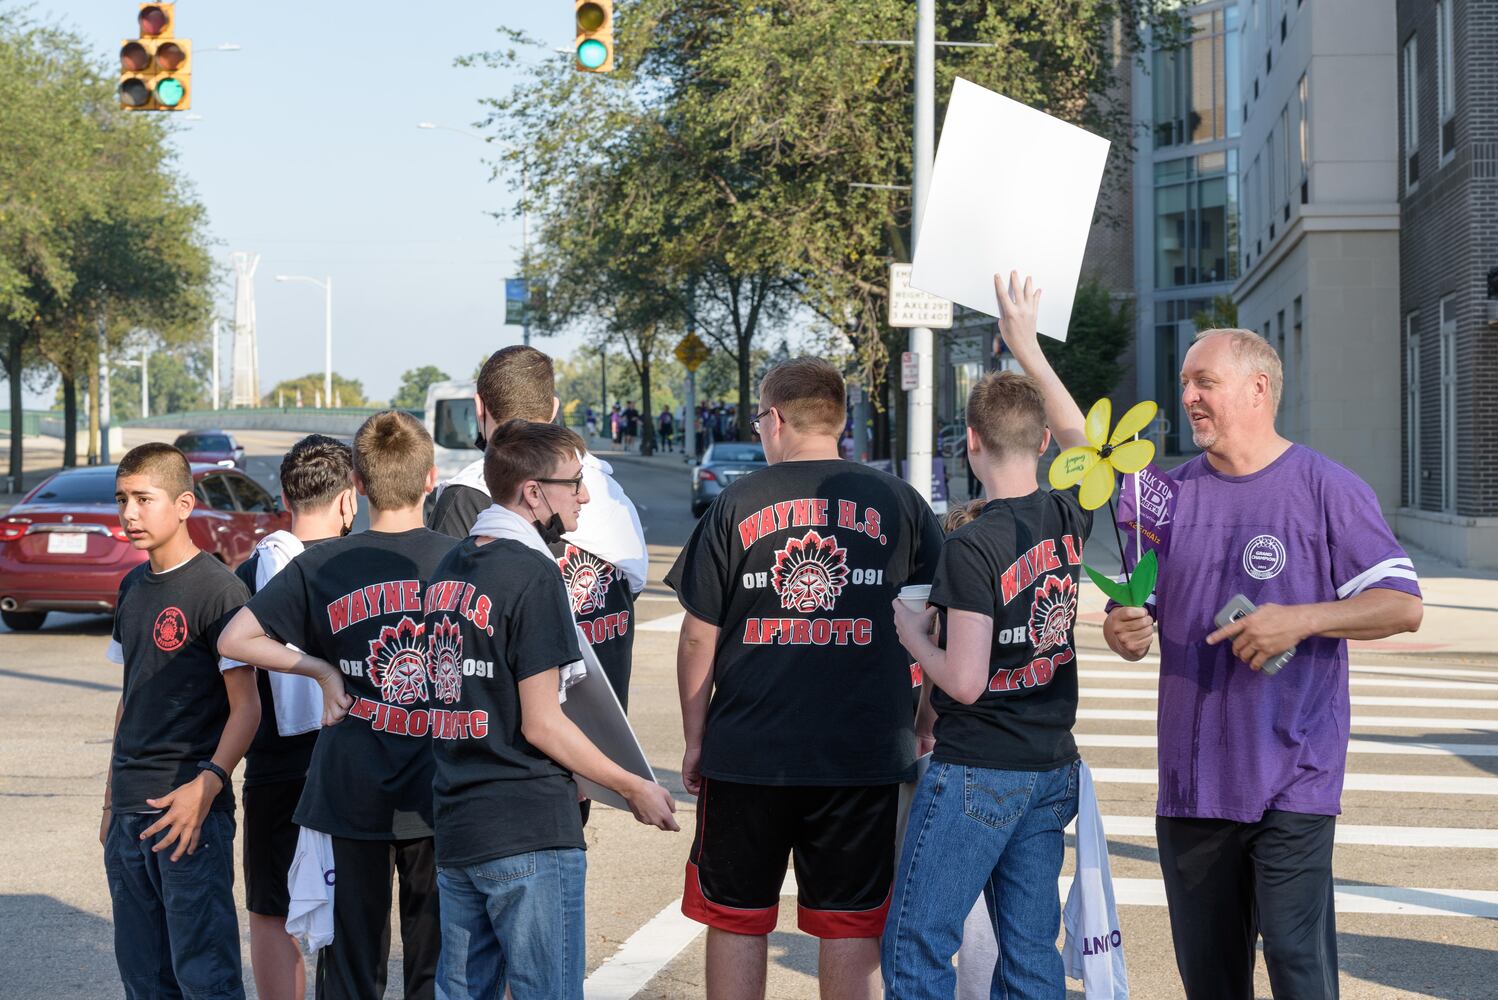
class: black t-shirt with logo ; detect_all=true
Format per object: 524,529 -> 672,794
110,552 -> 249,814
665,459 -> 944,786
548,539 -> 635,710
929,488 -> 1093,771
426,537 -> 586,867
235,545 -> 329,787
247,528 -> 457,840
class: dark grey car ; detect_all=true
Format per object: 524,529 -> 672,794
691,442 -> 766,517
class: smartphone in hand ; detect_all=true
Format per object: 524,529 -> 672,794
1214,595 -> 1296,675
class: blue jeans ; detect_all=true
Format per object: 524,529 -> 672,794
436,848 -> 586,1000
103,809 -> 245,1000
882,760 -> 1080,1000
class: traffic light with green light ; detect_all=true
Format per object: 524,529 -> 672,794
574,0 -> 614,73
119,3 -> 191,111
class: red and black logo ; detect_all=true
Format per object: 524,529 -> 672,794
153,606 -> 188,652
1028,574 -> 1078,654
367,616 -> 429,705
558,545 -> 614,616
770,530 -> 850,613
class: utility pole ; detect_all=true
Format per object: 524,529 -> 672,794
140,346 -> 149,419
906,0 -> 935,502
210,317 -> 219,410
684,277 -> 698,461
323,275 -> 333,406
98,315 -> 112,465
521,164 -> 531,347
599,341 -> 608,431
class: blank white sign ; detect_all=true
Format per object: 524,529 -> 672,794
910,78 -> 1111,343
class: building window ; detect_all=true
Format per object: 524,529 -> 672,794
1292,297 -> 1303,426
1154,152 -> 1239,289
1439,297 -> 1457,512
1279,105 -> 1292,220
1297,74 -> 1310,202
1436,0 -> 1455,159
1153,6 -> 1241,148
1405,314 -> 1421,509
1402,35 -> 1419,191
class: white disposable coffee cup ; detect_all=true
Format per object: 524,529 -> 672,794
898,584 -> 932,614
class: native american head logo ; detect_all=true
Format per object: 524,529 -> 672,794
771,530 -> 850,613
427,616 -> 463,705
153,606 -> 188,653
558,545 -> 613,616
366,615 -> 429,705
1028,574 -> 1078,655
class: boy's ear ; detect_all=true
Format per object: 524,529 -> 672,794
352,470 -> 369,498
473,393 -> 487,426
550,396 -> 560,421
424,466 -> 439,494
176,489 -> 196,518
965,425 -> 982,456
1038,427 -> 1053,456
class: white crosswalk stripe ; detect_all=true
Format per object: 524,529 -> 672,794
1077,653 -> 1498,681
1074,732 -> 1498,758
1076,707 -> 1498,731
1074,814 -> 1498,849
1089,767 -> 1498,796
1078,687 -> 1498,710
1077,668 -> 1498,692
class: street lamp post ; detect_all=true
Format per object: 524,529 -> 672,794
275,274 -> 333,406
907,0 -> 935,503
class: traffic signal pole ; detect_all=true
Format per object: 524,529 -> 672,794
906,0 -> 935,502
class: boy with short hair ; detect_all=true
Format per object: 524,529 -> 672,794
235,434 -> 356,1000
103,442 -> 260,1000
669,357 -> 944,1000
885,274 -> 1092,999
219,410 -> 456,1000
426,419 -> 678,999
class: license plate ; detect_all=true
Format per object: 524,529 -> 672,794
46,532 -> 88,554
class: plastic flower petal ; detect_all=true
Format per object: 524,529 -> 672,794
1109,401 -> 1159,446
1107,439 -> 1156,475
1048,446 -> 1099,489
1078,459 -> 1117,510
1083,399 -> 1112,450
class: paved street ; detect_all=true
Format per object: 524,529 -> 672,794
1,431 -> 1495,999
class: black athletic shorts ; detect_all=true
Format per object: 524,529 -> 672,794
243,777 -> 305,917
683,779 -> 899,938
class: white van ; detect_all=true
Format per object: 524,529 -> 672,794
423,379 -> 480,482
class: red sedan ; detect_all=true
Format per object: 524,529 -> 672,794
0,463 -> 289,631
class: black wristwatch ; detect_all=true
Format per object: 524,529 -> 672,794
197,760 -> 229,788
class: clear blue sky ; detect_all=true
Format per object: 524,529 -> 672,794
27,1 -> 569,406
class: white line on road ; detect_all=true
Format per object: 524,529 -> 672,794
1090,767 -> 1498,796
583,902 -> 704,999
1076,708 -> 1498,732
1080,687 -> 1498,711
1075,732 -> 1498,758
1077,668 -> 1498,692
1081,814 -> 1498,849
637,611 -> 685,632
1078,654 -> 1498,681
775,873 -> 1498,919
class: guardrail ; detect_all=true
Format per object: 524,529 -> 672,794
122,407 -> 421,435
0,410 -> 71,437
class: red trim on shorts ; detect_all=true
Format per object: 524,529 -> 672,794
796,885 -> 892,939
682,860 -> 779,935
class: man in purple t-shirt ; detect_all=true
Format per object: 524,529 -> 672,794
1102,329 -> 1423,999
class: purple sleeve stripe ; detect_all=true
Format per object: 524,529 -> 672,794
1336,558 -> 1418,599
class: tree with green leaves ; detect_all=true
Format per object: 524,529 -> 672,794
393,365 -> 452,410
1051,278 -> 1134,408
466,0 -> 1169,450
1191,294 -> 1238,333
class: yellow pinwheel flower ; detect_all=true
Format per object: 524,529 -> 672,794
1047,399 -> 1158,511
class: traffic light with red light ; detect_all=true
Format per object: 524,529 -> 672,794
574,0 -> 614,73
119,3 -> 191,111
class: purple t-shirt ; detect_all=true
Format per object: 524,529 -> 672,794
1116,444 -> 1421,822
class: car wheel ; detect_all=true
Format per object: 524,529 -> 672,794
2,610 -> 47,631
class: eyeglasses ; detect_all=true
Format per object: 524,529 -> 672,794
535,473 -> 584,496
751,408 -> 773,434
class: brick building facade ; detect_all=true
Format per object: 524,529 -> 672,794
1396,0 -> 1498,566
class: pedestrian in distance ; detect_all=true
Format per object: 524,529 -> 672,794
428,346 -> 647,761
659,406 -> 675,452
611,403 -> 622,446
103,442 -> 260,1000
668,357 -> 944,1000
585,406 -> 598,440
884,274 -> 1092,1000
623,400 -> 640,451
234,434 -> 357,1000
426,419 -> 679,1000
219,410 -> 457,1000
1093,311 -> 1425,996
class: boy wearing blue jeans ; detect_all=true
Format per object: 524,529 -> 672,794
885,274 -> 1091,999
103,443 -> 260,1000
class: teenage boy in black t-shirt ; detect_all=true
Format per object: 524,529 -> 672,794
883,274 -> 1092,999
666,357 -> 944,1000
429,346 -> 645,725
219,411 -> 455,1000
427,419 -> 678,1000
233,434 -> 355,1000
103,443 -> 259,1000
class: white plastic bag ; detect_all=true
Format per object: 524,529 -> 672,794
1062,762 -> 1129,999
